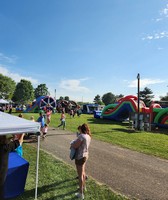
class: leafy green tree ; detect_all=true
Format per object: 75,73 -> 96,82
94,94 -> 103,105
160,93 -> 168,101
0,74 -> 16,100
139,87 -> 154,106
115,94 -> 124,99
59,96 -> 64,100
102,92 -> 116,105
115,94 -> 124,101
34,84 -> 49,98
64,96 -> 70,101
12,79 -> 34,104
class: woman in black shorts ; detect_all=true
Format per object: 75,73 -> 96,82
71,123 -> 91,199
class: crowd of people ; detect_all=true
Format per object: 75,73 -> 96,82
0,104 -> 12,114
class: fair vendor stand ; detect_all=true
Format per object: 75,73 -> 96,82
0,111 -> 41,200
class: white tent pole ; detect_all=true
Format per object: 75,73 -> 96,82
35,134 -> 40,200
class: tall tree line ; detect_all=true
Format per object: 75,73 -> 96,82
0,74 -> 49,104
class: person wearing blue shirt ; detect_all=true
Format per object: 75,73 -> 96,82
37,112 -> 45,133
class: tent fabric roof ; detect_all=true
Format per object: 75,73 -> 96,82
0,99 -> 9,104
0,112 -> 40,135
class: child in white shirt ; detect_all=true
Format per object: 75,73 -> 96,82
42,124 -> 48,138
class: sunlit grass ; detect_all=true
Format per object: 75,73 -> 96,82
14,112 -> 168,159
12,111 -> 168,199
15,145 -> 127,200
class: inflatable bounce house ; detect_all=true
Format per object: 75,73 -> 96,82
82,104 -> 99,114
25,96 -> 56,113
94,95 -> 168,129
56,100 -> 79,113
82,104 -> 104,114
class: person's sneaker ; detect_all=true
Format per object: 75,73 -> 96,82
75,192 -> 84,199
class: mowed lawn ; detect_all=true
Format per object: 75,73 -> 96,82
20,112 -> 168,160
13,111 -> 168,200
15,145 -> 127,200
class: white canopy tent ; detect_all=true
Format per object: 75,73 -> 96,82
0,99 -> 9,104
0,111 -> 41,200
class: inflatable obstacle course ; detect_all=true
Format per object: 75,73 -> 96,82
94,95 -> 168,128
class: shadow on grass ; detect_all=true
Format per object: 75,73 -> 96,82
112,128 -> 138,134
16,178 -> 78,200
44,191 -> 77,200
87,118 -> 129,126
151,128 -> 168,136
92,128 -> 137,135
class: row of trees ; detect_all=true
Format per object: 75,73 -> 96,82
0,74 -> 49,104
1,73 -> 168,106
0,74 -> 76,105
94,87 -> 168,106
93,93 -> 124,105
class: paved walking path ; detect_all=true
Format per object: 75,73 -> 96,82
31,128 -> 168,200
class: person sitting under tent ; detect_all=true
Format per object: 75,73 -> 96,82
0,135 -> 23,200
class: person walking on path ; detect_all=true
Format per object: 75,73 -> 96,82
71,123 -> 91,199
57,111 -> 66,130
42,124 -> 48,139
37,112 -> 45,136
46,109 -> 52,124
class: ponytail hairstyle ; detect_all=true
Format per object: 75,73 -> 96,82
81,123 -> 91,137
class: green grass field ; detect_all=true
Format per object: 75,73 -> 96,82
15,145 -> 127,200
18,112 -> 168,160
13,111 -> 168,199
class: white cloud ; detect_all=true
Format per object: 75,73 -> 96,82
142,31 -> 168,40
154,4 -> 168,21
160,4 -> 168,17
59,79 -> 90,93
128,78 -> 165,88
0,53 -> 17,64
142,4 -> 168,41
0,65 -> 38,85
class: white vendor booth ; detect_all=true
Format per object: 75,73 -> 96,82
0,111 -> 41,200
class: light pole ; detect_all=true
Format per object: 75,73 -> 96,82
54,89 -> 56,100
137,73 -> 140,130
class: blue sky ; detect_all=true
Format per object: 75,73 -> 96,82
0,0 -> 168,102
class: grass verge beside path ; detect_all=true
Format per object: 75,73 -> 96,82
19,112 -> 168,160
16,145 -> 127,200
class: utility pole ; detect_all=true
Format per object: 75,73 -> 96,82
137,73 -> 140,130
54,89 -> 56,100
